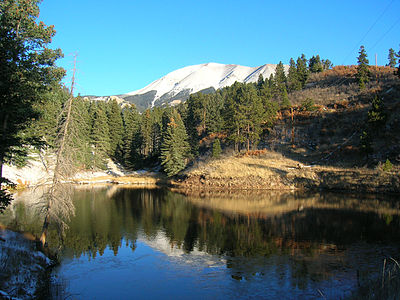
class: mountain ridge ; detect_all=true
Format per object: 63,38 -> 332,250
90,62 -> 286,111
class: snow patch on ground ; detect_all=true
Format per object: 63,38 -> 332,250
0,229 -> 52,299
3,154 -> 132,187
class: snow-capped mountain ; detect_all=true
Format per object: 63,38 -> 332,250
120,62 -> 283,111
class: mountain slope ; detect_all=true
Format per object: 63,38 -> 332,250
121,62 -> 283,111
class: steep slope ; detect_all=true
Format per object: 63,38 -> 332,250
122,62 -> 282,111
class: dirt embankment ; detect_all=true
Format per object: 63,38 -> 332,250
171,151 -> 400,194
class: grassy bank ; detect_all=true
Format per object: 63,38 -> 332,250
172,150 -> 400,193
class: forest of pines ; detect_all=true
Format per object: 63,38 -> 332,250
12,54 -> 337,178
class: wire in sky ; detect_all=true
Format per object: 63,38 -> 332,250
341,0 -> 396,64
369,15 -> 400,51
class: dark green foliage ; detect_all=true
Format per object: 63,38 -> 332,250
91,103 -> 111,169
185,93 -> 208,155
322,59 -> 333,70
160,110 -> 190,177
397,48 -> 400,78
280,87 -> 291,109
257,74 -> 264,90
106,100 -> 124,160
367,95 -> 387,129
287,58 -> 301,91
0,0 -> 64,210
309,55 -> 323,73
121,104 -> 141,168
223,83 -> 268,151
383,159 -> 393,172
274,61 -> 287,91
357,46 -> 370,90
212,138 -> 222,159
296,54 -> 309,88
24,86 -> 66,150
387,48 -> 397,68
360,95 -> 387,158
360,130 -> 373,156
140,110 -> 153,157
66,97 -> 93,170
300,98 -> 316,111
0,178 -> 13,213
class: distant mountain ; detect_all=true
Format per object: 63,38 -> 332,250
119,62 -> 284,111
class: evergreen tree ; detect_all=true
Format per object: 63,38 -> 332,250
356,45 -> 370,89
206,92 -> 224,134
91,104 -> 111,169
280,87 -> 291,109
309,55 -> 323,73
274,61 -> 287,91
367,95 -> 387,130
185,92 -> 209,155
140,110 -> 153,157
256,74 -> 264,90
0,0 -> 64,193
223,83 -> 266,151
322,59 -> 333,70
387,48 -> 397,68
160,110 -> 190,177
68,97 -> 92,169
296,54 -> 309,88
211,138 -> 222,159
287,58 -> 301,91
106,100 -> 124,160
122,104 -> 140,167
24,85 -> 67,151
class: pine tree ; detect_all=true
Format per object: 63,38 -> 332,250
68,97 -> 92,169
140,110 -> 153,157
296,54 -> 309,88
309,55 -> 323,73
287,58 -> 301,91
387,48 -> 397,68
322,59 -> 333,70
212,138 -> 222,159
357,45 -> 370,90
0,0 -> 64,209
367,95 -> 387,129
274,61 -> 287,91
256,74 -> 264,90
121,104 -> 140,167
185,92 -> 209,155
160,110 -> 190,177
91,104 -> 111,169
106,99 -> 124,161
280,87 -> 291,109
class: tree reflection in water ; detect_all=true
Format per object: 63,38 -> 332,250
1,186 -> 400,297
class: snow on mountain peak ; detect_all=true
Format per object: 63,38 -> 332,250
122,62 -> 284,109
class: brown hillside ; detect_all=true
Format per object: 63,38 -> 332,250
268,66 -> 400,168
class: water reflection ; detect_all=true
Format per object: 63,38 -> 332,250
1,186 -> 400,299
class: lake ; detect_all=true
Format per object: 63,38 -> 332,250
1,185 -> 400,299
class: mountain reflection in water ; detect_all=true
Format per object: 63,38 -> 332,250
2,186 -> 400,299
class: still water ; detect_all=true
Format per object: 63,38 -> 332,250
2,186 -> 400,299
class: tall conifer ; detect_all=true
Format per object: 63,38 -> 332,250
357,45 -> 370,90
160,110 -> 190,177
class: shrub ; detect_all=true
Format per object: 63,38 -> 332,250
383,159 -> 393,172
301,98 -> 317,111
212,138 -> 222,159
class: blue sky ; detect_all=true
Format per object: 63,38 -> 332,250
38,0 -> 400,96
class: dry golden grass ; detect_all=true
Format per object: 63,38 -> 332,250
186,150 -> 298,179
73,173 -> 165,186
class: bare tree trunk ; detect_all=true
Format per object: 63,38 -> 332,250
40,55 -> 77,246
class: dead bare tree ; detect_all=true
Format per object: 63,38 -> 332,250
40,55 -> 78,246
